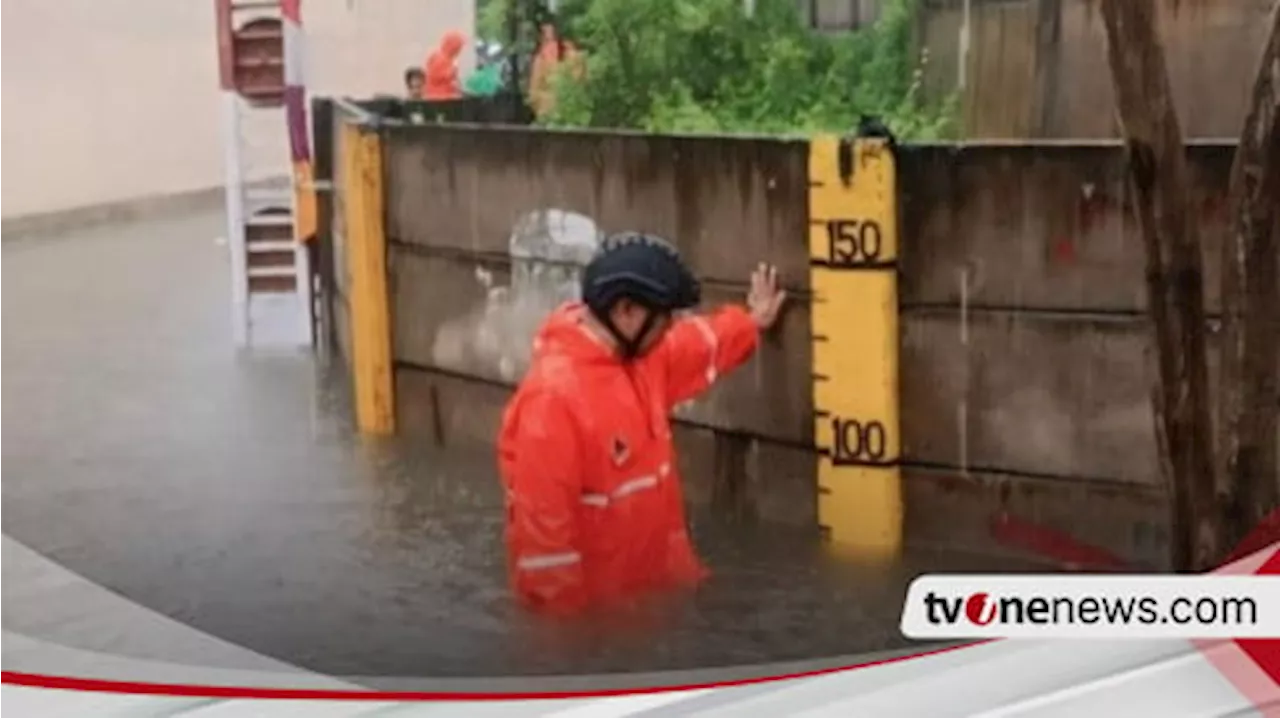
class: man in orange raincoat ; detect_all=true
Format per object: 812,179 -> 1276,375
498,232 -> 787,615
423,31 -> 466,100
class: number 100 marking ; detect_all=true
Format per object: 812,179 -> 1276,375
830,417 -> 890,465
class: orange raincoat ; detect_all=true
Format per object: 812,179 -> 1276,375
423,31 -> 465,100
498,301 -> 761,615
529,29 -> 584,117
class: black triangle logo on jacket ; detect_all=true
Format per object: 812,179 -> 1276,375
611,436 -> 630,467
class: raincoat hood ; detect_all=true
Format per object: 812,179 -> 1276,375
423,31 -> 466,100
440,30 -> 465,58
529,302 -> 617,367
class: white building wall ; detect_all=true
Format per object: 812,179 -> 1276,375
1,0 -> 475,218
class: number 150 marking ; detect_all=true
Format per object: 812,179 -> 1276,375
825,219 -> 884,267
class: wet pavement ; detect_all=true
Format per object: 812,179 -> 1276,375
2,209 -> 1042,680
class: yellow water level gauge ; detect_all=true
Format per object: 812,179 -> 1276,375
807,135 -> 902,559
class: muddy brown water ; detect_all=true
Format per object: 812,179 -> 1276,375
2,210 -> 1043,679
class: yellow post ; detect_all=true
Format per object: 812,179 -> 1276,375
808,135 -> 902,559
341,121 -> 396,435
292,160 -> 318,243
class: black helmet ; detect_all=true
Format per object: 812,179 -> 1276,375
582,232 -> 700,314
581,231 -> 700,357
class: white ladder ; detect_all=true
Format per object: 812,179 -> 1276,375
219,0 -> 314,350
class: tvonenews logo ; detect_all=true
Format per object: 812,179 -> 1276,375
925,590 -> 1255,627
900,576 -> 1280,639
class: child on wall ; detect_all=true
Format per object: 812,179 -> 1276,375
404,67 -> 425,99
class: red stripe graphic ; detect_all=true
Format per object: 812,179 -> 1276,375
6,513 -> 1276,702
1194,527 -> 1280,714
1235,548 -> 1280,686
1,643 -> 984,701
1221,508 -> 1280,566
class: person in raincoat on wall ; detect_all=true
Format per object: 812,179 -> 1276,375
497,232 -> 787,616
423,30 -> 466,100
528,22 -> 584,118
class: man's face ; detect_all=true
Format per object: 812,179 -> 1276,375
610,300 -> 672,357
406,75 -> 424,98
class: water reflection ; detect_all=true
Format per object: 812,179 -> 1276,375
2,210 -> 1040,679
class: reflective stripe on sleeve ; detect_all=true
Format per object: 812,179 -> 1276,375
690,315 -> 719,384
614,474 -> 658,498
579,473 -> 660,508
517,551 -> 582,571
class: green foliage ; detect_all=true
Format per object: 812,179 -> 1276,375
476,0 -> 508,44
536,0 -> 956,140
476,0 -> 593,48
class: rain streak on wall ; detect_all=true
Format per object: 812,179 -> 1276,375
897,141 -> 1238,570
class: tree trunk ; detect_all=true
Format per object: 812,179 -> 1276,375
1218,2 -> 1280,553
1098,0 -> 1221,571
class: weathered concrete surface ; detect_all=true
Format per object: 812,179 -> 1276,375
894,142 -> 1242,499
891,142 -> 1241,565
921,0 -> 1278,139
905,469 -> 1171,571
374,128 -> 1262,569
898,143 -> 1233,312
382,124 -> 815,447
383,125 -> 811,285
412,209 -> 604,385
391,249 -> 815,445
902,310 -> 1224,487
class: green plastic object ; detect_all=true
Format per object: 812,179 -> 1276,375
463,65 -> 503,98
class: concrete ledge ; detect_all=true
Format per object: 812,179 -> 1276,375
1,177 -> 289,241
3,536 -> 359,687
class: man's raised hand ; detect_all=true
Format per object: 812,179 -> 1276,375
747,263 -> 787,330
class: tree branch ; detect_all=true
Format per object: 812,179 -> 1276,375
1219,1 -> 1280,550
1099,0 -> 1220,570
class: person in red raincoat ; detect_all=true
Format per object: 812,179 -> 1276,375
422,31 -> 465,100
528,22 -> 584,118
497,232 -> 787,616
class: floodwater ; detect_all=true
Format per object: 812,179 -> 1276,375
2,209 -> 1040,679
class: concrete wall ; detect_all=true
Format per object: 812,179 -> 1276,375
370,122 -> 1266,569
0,0 -> 474,220
919,0 -> 1276,139
802,0 -> 883,30
381,124 -> 820,528
896,141 -> 1245,570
